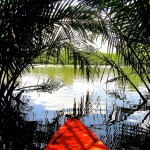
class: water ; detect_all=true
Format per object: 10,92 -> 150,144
17,65 -> 150,149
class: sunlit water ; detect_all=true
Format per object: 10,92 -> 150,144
17,65 -> 150,149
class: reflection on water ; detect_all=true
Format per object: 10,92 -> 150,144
72,92 -> 150,149
1,65 -> 150,149
1,94 -> 150,149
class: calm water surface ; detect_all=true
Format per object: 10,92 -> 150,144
19,65 -> 150,149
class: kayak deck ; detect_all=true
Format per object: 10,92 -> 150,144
44,117 -> 108,150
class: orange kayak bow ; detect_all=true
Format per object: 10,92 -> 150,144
44,117 -> 108,150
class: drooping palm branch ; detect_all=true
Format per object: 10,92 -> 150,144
107,0 -> 150,96
84,0 -> 150,101
0,0 -> 107,108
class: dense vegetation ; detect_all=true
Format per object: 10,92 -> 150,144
0,0 -> 149,106
34,50 -> 118,65
0,0 -> 149,149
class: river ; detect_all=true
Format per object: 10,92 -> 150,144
18,65 -> 150,149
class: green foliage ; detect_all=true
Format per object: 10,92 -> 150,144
0,0 -> 149,106
83,0 -> 150,101
0,0 -> 107,108
34,50 -> 118,65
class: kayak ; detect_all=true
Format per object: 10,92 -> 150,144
44,117 -> 108,150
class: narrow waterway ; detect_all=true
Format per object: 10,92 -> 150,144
18,65 -> 150,149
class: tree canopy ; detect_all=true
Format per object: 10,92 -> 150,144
84,0 -> 150,101
0,0 -> 107,109
0,0 -> 150,108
